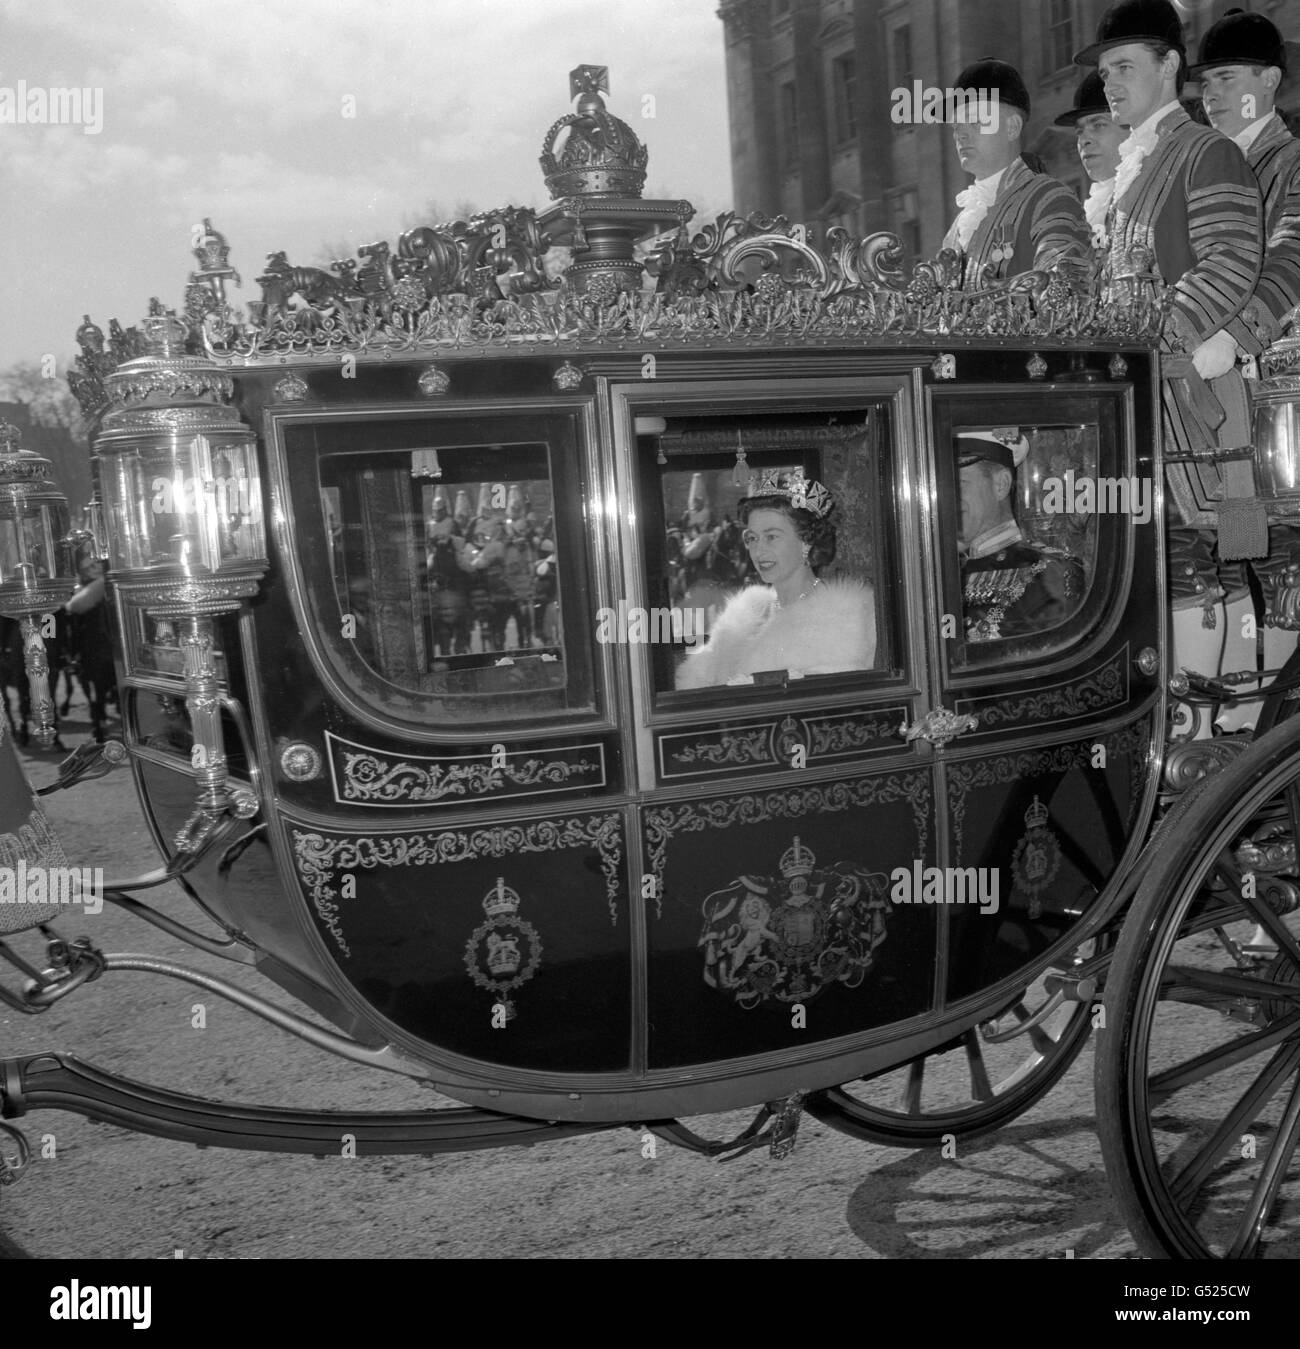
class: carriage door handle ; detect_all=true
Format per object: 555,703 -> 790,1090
899,706 -> 980,746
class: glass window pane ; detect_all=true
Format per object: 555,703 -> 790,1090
944,403 -> 1127,668
282,413 -> 595,728
639,407 -> 890,697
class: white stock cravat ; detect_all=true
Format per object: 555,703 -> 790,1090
951,169 -> 1005,249
1113,101 -> 1178,205
1233,112 -> 1276,153
1085,178 -> 1116,246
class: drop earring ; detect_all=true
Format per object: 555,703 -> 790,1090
801,541 -> 811,564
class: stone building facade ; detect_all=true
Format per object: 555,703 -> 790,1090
717,0 -> 1300,265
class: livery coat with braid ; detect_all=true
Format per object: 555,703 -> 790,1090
1106,106 -> 1262,526
1225,112 -> 1300,353
942,156 -> 1091,288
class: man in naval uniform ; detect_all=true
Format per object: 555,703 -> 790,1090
1075,0 -> 1263,698
943,59 -> 1091,290
957,430 -> 1085,642
1195,9 -> 1300,694
1053,71 -> 1127,253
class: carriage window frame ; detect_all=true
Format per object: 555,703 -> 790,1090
269,404 -> 602,738
931,388 -> 1134,676
628,397 -> 902,708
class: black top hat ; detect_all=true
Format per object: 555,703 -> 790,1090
1190,8 -> 1286,78
1074,0 -> 1185,67
1053,72 -> 1111,126
952,58 -> 1030,118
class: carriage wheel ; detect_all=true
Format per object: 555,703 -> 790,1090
1096,718 -> 1300,1258
805,947 -> 1099,1146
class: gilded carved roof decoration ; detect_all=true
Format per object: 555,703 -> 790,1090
68,209 -> 1170,390
66,66 -> 1171,404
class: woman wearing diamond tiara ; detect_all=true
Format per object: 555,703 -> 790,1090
674,471 -> 876,689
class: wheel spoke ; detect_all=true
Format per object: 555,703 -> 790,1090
962,1029 -> 994,1102
1025,1020 -> 1058,1057
1227,1065 -> 1300,1258
1151,1011 -> 1300,1100
1170,1041 -> 1300,1206
1237,899 -> 1300,967
1165,964 -> 1300,1004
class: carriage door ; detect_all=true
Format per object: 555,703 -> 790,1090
610,372 -> 945,1075
928,364 -> 1162,1006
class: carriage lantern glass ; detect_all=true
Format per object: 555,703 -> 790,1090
0,422 -> 76,747
90,307 -> 267,818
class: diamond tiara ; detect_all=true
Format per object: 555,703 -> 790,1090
746,467 -> 834,519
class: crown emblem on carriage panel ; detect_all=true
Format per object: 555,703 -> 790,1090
779,836 -> 815,880
482,876 -> 522,919
464,877 -> 542,1021
1024,796 -> 1050,831
485,931 -> 522,977
1011,796 -> 1061,920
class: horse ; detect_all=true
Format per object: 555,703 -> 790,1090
65,570 -> 118,743
0,617 -> 27,744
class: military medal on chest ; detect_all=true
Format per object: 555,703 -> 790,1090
963,556 -> 1046,640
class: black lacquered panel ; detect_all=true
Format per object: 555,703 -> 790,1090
643,772 -> 937,1070
284,809 -> 632,1072
944,716 -> 1152,1003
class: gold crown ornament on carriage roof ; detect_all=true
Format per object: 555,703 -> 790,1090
748,468 -> 834,519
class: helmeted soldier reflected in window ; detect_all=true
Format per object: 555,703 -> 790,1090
957,429 -> 1084,642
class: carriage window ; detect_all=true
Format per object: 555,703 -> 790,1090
280,413 -> 595,727
940,401 -> 1121,667
637,407 -> 890,696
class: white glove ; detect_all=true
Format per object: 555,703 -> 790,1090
1190,329 -> 1238,380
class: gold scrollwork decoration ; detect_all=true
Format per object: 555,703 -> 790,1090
290,811 -> 624,955
965,658 -> 1125,729
337,747 -> 602,804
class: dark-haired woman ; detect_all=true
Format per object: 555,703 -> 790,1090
674,483 -> 875,689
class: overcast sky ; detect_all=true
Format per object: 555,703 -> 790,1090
0,0 -> 731,372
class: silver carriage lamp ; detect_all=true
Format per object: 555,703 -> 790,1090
92,305 -> 267,818
0,423 -> 76,747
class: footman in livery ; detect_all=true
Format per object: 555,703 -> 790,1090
1076,0 -> 1265,687
943,59 -> 1091,290
1195,9 -> 1300,687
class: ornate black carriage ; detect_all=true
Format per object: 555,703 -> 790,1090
2,66 -> 1299,1259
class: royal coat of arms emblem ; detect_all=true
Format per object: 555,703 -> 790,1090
697,836 -> 890,1009
463,877 -> 542,1020
1010,795 -> 1062,920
